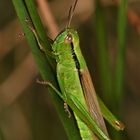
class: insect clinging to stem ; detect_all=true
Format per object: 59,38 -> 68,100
26,0 -> 125,139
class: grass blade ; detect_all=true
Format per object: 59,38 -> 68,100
114,0 -> 127,108
12,0 -> 81,140
95,1 -> 112,104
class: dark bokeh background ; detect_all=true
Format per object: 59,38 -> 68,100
0,0 -> 140,140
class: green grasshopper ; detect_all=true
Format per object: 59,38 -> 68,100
27,0 -> 124,139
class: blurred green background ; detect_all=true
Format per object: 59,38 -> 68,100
0,0 -> 140,140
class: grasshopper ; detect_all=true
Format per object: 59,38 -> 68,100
27,0 -> 124,139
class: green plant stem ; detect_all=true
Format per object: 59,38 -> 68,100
95,2 -> 112,104
110,1 -> 127,139
114,0 -> 127,109
12,0 -> 81,140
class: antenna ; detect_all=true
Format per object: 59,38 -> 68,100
66,0 -> 78,28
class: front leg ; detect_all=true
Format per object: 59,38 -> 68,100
36,79 -> 71,117
25,18 -> 55,58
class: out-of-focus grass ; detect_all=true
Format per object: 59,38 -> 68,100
94,0 -> 127,139
115,0 -> 127,109
95,0 -> 112,105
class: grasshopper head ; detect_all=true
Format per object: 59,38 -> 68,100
52,28 -> 79,53
52,0 -> 79,53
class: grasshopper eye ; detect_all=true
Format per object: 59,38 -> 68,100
64,34 -> 73,44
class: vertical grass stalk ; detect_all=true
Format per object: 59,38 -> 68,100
12,0 -> 81,140
115,0 -> 127,109
95,1 -> 112,104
